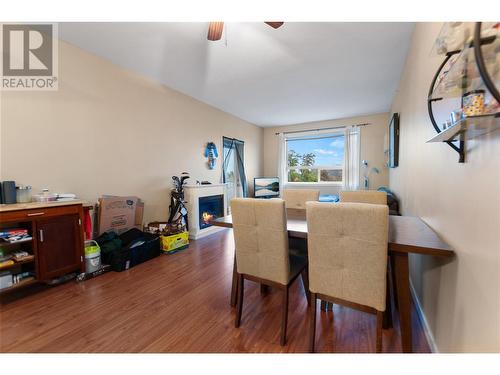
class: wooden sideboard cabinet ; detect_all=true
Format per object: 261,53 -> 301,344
0,202 -> 85,293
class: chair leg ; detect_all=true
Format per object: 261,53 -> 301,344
235,274 -> 244,328
320,300 -> 334,311
376,310 -> 383,353
309,293 -> 317,352
280,285 -> 289,346
230,255 -> 238,307
383,268 -> 393,329
321,300 -> 334,311
301,268 -> 311,305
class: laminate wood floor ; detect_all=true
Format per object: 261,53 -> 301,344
0,229 -> 430,353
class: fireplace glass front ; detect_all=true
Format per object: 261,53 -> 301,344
199,194 -> 224,230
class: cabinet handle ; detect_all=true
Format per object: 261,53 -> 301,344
39,229 -> 44,242
27,212 -> 45,217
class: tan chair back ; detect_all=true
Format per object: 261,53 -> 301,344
339,190 -> 387,205
231,198 -> 290,285
306,201 -> 389,311
283,188 -> 320,209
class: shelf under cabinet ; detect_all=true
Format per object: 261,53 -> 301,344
0,237 -> 33,248
427,113 -> 500,143
0,276 -> 37,295
0,257 -> 35,271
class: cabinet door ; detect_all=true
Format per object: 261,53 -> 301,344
36,214 -> 83,280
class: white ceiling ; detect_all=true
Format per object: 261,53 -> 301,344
59,22 -> 414,127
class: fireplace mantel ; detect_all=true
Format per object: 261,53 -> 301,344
184,184 -> 227,240
184,183 -> 226,189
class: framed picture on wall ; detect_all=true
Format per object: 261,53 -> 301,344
388,113 -> 399,168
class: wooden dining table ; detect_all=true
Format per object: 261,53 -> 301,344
210,208 -> 454,353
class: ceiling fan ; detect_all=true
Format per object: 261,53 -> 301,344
207,22 -> 284,41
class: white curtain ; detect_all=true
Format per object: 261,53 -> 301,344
276,132 -> 286,196
343,126 -> 360,191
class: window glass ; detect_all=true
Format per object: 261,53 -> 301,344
286,134 -> 344,183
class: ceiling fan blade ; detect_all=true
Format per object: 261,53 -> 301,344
207,22 -> 224,41
264,22 -> 284,29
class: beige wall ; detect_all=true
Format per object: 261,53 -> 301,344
263,112 -> 390,195
0,41 -> 264,223
390,23 -> 500,352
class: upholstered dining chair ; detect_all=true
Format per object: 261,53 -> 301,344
327,190 -> 388,311
339,190 -> 387,205
231,198 -> 309,346
283,188 -> 320,209
306,201 -> 389,352
337,189 -> 393,326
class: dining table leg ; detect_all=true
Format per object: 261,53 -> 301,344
392,252 -> 412,353
390,255 -> 399,310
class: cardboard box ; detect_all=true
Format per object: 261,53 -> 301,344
98,196 -> 144,235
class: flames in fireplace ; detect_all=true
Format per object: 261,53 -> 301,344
202,211 -> 216,225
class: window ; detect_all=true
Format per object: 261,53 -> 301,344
277,126 -> 360,189
286,133 -> 345,184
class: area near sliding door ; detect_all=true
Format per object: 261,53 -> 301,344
222,136 -> 247,214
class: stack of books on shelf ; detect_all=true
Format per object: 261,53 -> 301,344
0,250 -> 34,270
0,228 -> 32,243
0,257 -> 15,269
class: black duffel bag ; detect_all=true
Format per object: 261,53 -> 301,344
118,228 -> 161,270
94,231 -> 122,266
95,228 -> 160,272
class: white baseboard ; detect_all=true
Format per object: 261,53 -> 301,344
189,225 -> 225,240
409,280 -> 439,353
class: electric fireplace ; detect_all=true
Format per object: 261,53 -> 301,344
184,184 -> 227,240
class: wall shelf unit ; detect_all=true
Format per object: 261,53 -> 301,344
429,36 -> 497,101
427,22 -> 499,163
427,113 -> 500,143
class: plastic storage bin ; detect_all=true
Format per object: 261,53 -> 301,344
161,231 -> 189,253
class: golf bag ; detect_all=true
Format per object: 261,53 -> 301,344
167,172 -> 190,231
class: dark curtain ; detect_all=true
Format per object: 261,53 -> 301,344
222,137 -> 248,197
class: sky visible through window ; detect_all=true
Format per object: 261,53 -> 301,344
287,135 -> 344,166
